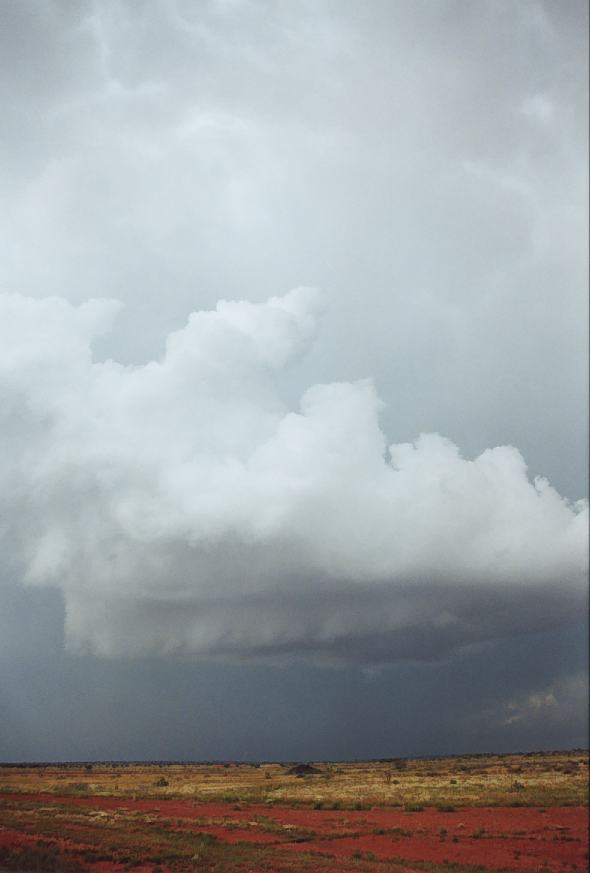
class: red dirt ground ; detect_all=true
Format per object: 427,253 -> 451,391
0,828 -> 166,873
1,792 -> 588,872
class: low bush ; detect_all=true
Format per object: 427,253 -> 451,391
0,840 -> 85,872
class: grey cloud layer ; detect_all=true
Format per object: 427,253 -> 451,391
0,2 -> 587,508
1,290 -> 586,662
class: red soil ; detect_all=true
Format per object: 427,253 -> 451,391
2,792 -> 588,872
0,827 -> 168,873
0,830 -> 38,849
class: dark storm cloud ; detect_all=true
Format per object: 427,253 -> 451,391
0,615 -> 587,762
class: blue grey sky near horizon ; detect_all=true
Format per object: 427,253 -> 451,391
0,0 -> 588,762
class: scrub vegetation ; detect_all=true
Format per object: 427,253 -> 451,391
0,750 -> 587,872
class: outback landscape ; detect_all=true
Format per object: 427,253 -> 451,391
0,750 -> 587,873
1,5 -> 589,873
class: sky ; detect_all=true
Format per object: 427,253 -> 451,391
0,0 -> 588,762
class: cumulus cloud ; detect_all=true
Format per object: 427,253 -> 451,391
0,288 -> 586,663
0,0 -> 587,503
484,673 -> 589,736
501,689 -> 558,726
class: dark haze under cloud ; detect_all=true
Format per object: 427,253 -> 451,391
0,0 -> 587,759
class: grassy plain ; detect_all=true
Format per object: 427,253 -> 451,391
1,749 -> 587,808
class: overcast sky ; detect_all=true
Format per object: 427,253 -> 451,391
0,0 -> 588,762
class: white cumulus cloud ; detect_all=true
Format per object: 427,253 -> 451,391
0,288 -> 587,663
493,673 -> 589,731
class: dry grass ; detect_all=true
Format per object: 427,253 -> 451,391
0,754 -> 587,872
0,749 -> 587,809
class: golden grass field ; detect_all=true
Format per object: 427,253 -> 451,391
1,749 -> 587,809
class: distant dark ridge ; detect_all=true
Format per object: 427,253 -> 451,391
369,748 -> 589,763
1,748 -> 587,767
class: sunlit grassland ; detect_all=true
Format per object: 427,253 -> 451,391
0,750 -> 587,809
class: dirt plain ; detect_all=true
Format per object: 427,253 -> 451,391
0,749 -> 587,872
